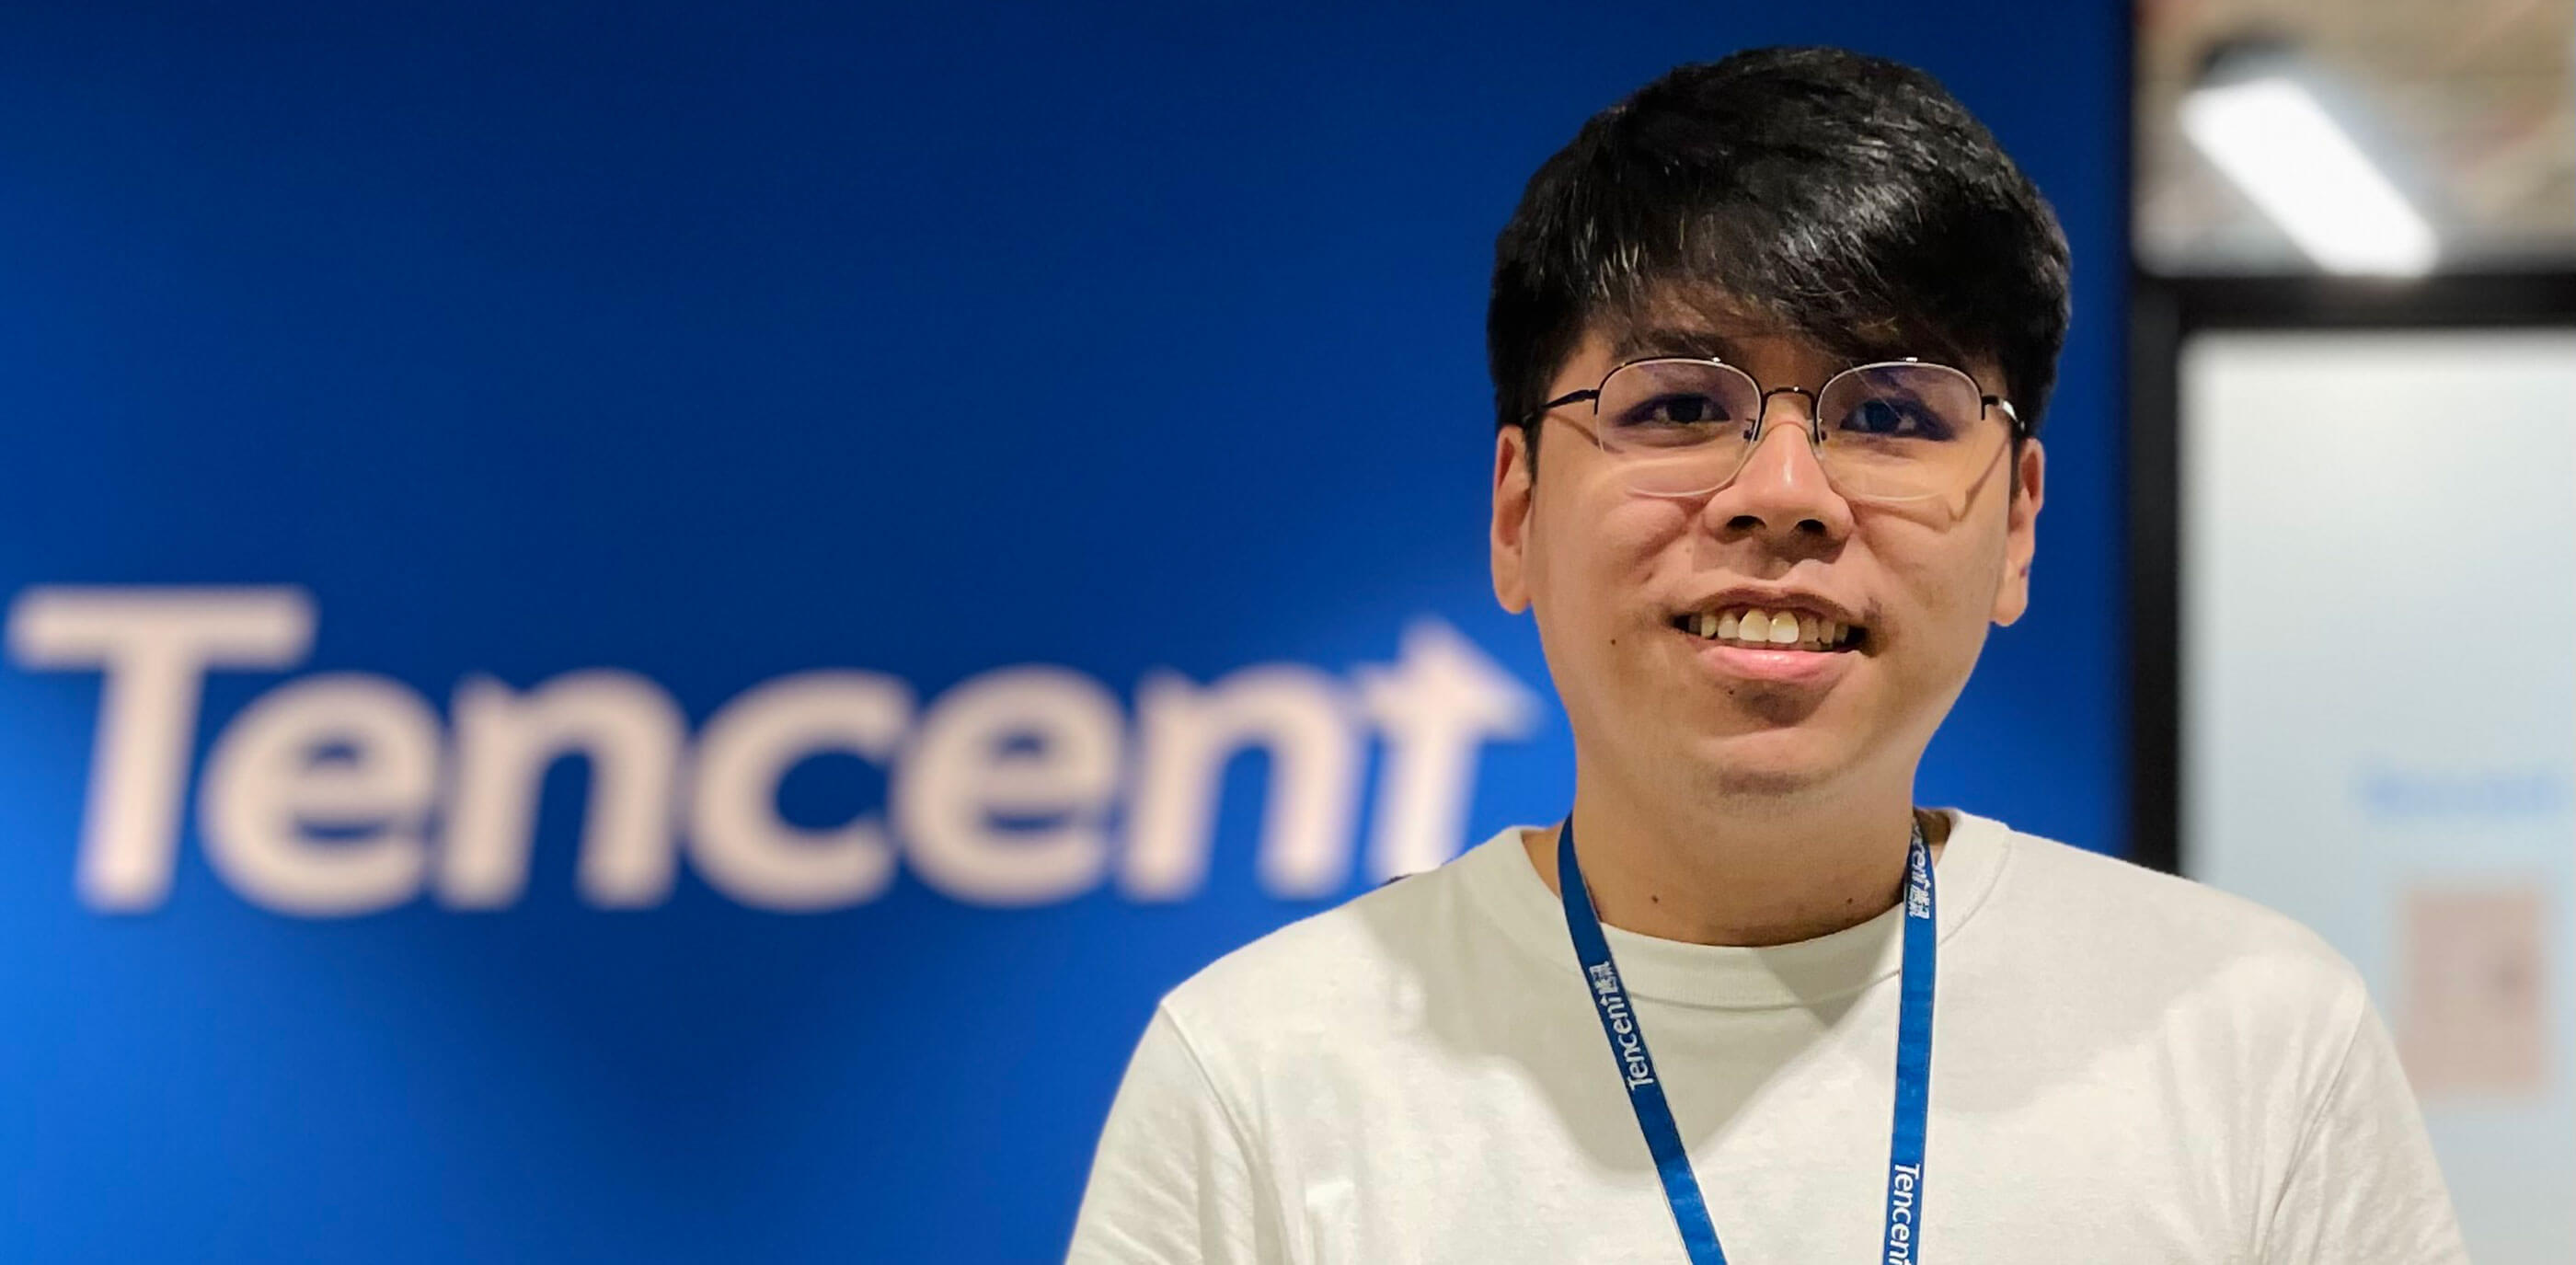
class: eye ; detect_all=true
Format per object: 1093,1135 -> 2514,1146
1618,392 -> 1735,428
1836,397 -> 1954,440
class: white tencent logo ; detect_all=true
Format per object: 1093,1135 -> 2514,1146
7,586 -> 1542,916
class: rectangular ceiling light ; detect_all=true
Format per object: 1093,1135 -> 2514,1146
2180,76 -> 2439,276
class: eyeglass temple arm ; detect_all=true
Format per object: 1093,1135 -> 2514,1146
1535,389 -> 1598,417
1985,396 -> 2028,438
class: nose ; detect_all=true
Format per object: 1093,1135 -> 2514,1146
1702,392 -> 1854,545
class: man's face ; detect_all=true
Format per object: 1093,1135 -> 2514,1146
1489,320 -> 2043,802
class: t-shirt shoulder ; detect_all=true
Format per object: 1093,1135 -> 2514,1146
1981,824 -> 2374,1057
1154,853 -> 1480,1054
1996,826 -> 2361,978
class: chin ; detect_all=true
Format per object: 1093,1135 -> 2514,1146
1673,724 -> 1856,799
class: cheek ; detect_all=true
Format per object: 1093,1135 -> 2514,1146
1532,491 -> 1690,612
1875,521 -> 2008,647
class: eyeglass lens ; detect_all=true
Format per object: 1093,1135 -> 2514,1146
1589,359 -> 2002,501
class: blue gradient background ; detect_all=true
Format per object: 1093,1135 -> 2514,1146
0,3 -> 2124,1259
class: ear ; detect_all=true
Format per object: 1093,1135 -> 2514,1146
1990,439 -> 2044,627
1490,427 -> 1535,614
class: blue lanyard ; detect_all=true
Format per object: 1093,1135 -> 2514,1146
1557,814 -> 1938,1264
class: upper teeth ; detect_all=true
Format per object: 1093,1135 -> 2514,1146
1689,607 -> 1857,649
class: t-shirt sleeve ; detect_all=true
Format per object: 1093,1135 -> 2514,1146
1067,1006 -> 1283,1265
2262,995 -> 2469,1264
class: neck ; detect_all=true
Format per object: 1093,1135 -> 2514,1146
1525,761 -> 1942,947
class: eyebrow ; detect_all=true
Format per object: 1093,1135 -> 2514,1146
1608,320 -> 1958,380
1609,324 -> 1754,364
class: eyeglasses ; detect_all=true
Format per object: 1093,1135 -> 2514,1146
1535,357 -> 2025,504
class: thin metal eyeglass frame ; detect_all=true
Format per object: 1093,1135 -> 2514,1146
1533,356 -> 2027,503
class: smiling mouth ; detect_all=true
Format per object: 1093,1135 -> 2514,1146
1669,605 -> 1868,653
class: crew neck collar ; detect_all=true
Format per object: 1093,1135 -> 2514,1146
1455,808 -> 2011,1010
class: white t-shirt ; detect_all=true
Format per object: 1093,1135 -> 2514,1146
1068,811 -> 2467,1263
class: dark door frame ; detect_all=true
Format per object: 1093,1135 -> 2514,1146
2126,269 -> 2576,875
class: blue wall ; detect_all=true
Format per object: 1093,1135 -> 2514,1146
0,3 -> 2125,1260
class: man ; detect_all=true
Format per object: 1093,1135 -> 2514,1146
1069,47 -> 2466,1263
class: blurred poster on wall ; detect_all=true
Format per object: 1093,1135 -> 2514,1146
2183,328 -> 2576,1263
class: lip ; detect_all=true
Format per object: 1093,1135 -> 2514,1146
1673,623 -> 1860,686
1670,585 -> 1867,630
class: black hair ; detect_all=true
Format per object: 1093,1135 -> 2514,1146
1487,47 -> 2072,463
